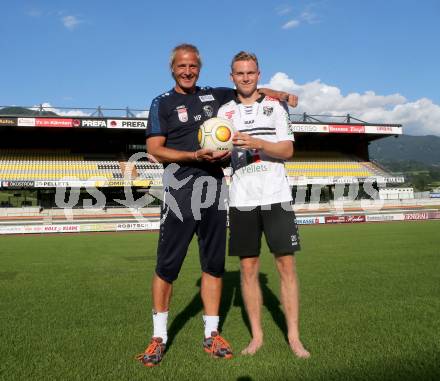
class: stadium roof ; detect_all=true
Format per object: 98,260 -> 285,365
0,106 -> 403,135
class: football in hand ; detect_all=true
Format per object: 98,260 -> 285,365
198,117 -> 234,151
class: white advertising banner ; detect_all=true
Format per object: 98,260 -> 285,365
365,213 -> 405,222
0,224 -> 80,234
34,180 -> 96,188
296,216 -> 325,225
17,117 -> 35,126
290,124 -> 330,133
107,119 -> 147,129
290,123 -> 402,135
116,222 -> 160,231
364,125 -> 403,135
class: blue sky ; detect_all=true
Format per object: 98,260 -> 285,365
1,0 -> 440,135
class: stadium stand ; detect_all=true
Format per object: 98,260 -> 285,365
1,150 -> 395,184
0,110 -> 407,211
0,149 -> 124,180
134,161 -> 164,180
284,151 -> 391,179
1,109 -> 439,235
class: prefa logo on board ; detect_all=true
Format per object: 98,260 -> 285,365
108,119 -> 147,129
35,118 -> 73,127
81,119 -> 107,128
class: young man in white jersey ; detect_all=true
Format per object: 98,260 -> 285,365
218,51 -> 310,358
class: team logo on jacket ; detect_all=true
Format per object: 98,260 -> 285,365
263,106 -> 273,116
203,105 -> 213,118
176,105 -> 188,122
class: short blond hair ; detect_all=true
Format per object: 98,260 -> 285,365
231,51 -> 259,72
170,43 -> 202,69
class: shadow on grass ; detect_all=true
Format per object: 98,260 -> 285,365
166,271 -> 287,349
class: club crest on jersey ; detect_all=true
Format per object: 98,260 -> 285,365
203,105 -> 213,118
225,110 -> 235,120
199,94 -> 215,102
263,106 -> 273,116
176,105 -> 188,122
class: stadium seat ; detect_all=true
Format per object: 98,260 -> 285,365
284,151 -> 392,180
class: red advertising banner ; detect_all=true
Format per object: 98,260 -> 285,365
428,211 -> 440,219
345,215 -> 366,223
325,215 -> 346,224
328,125 -> 365,134
404,213 -> 429,221
325,215 -> 366,224
35,118 -> 73,127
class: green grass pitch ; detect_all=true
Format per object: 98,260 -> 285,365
1,221 -> 439,381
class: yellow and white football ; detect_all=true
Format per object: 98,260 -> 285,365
198,117 -> 234,151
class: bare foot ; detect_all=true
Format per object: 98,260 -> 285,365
289,339 -> 310,359
241,338 -> 263,355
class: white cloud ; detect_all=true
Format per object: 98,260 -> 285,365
280,10 -> 319,29
31,103 -> 149,118
282,19 -> 300,29
276,5 -> 293,15
32,103 -> 90,117
62,15 -> 82,30
300,11 -> 319,24
263,72 -> 440,136
136,110 -> 149,118
27,9 -> 42,18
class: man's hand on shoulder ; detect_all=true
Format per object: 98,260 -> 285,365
272,91 -> 298,108
258,88 -> 298,108
286,93 -> 298,108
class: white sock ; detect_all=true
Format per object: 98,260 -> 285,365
203,315 -> 219,338
152,310 -> 168,344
